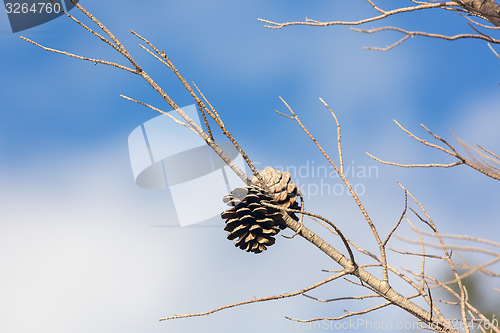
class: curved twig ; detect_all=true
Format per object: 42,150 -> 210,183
159,271 -> 348,321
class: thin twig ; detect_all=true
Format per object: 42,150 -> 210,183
159,271 -> 347,321
319,98 -> 343,174
19,37 -> 136,73
258,2 -> 457,29
302,293 -> 380,303
261,202 -> 357,270
367,120 -> 500,181
388,248 -> 447,260
286,293 -> 421,323
279,97 -> 389,283
400,184 -> 470,333
383,189 -> 407,246
488,43 -> 500,59
353,26 -> 498,52
416,229 -> 500,248
119,95 -> 196,133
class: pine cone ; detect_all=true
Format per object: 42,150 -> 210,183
221,186 -> 283,254
221,167 -> 301,254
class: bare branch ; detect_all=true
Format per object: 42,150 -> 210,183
366,152 -> 463,168
352,26 -> 499,52
302,293 -> 380,303
488,42 -> 500,58
49,0 -> 121,54
399,184 -> 470,332
23,2 -> 252,186
258,2 -> 457,29
259,0 -> 500,52
119,95 -> 195,133
416,229 -> 500,248
261,202 -> 357,270
367,120 -> 500,180
286,293 -> 421,323
389,248 -> 447,260
19,37 -> 136,73
319,98 -> 344,174
159,271 -> 347,321
383,189 -> 407,246
278,97 -> 390,282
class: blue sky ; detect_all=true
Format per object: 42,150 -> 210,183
1,1 -> 499,332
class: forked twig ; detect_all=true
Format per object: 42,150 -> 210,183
352,26 -> 498,51
399,183 -> 471,333
302,293 -> 380,303
383,189 -> 407,246
19,37 -> 136,73
367,120 -> 500,181
259,0 -> 500,51
261,202 -> 357,270
278,97 -> 390,283
159,271 -> 348,321
286,293 -> 422,323
258,2 -> 457,29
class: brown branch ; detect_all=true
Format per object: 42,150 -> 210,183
303,293 -> 380,303
19,37 -> 136,73
319,98 -> 344,174
258,2 -> 457,29
488,43 -> 500,59
383,189 -> 407,246
64,0 -> 142,71
279,213 -> 456,331
48,0 -> 121,53
22,1 -> 251,186
367,120 -> 500,181
278,97 -> 390,283
402,216 -> 428,293
192,82 -> 224,128
352,26 -> 499,52
119,95 -> 196,133
453,132 -> 500,180
366,153 -> 464,168
159,271 -> 347,321
389,248 -> 447,260
286,293 -> 421,323
259,0 -> 500,52
400,184 -> 474,332
130,31 -> 264,186
261,202 -> 357,270
424,275 -> 500,333
271,99 -> 458,328
326,223 -> 448,323
396,235 -> 500,257
416,230 -> 500,248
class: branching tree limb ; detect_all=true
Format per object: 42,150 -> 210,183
259,0 -> 500,56
21,1 -> 500,332
366,120 -> 500,181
